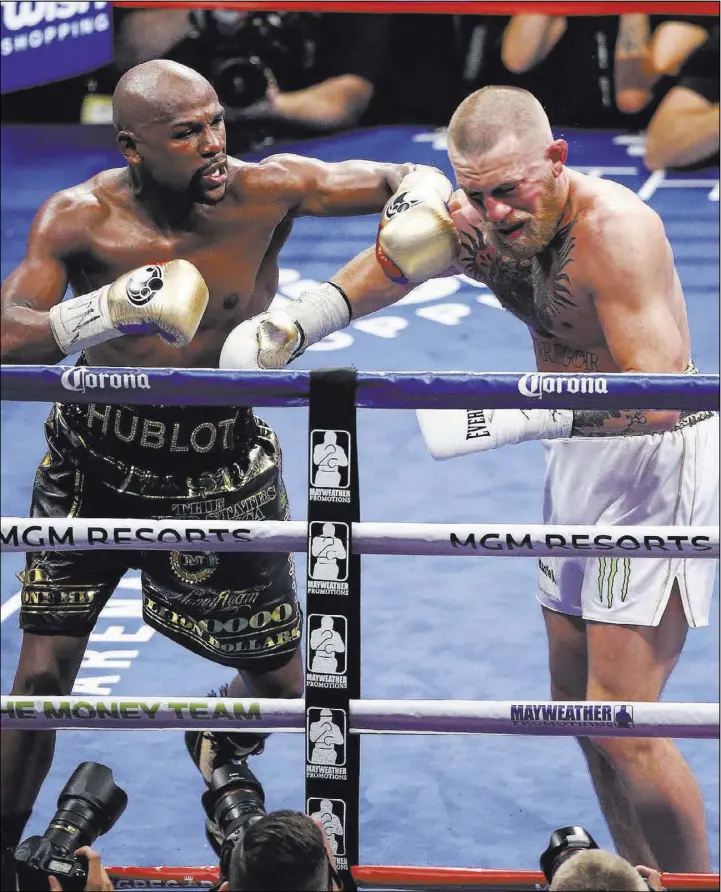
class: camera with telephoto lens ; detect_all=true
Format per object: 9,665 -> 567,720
540,826 -> 653,890
14,762 -> 127,891
202,761 -> 266,883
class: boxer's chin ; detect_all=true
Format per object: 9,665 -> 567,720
197,182 -> 228,205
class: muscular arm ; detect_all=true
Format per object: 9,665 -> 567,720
571,206 -> 686,438
263,154 -> 434,217
644,87 -> 720,170
331,247 -> 415,318
0,192 -> 88,364
501,15 -> 566,73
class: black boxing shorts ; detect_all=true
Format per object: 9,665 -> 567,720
19,398 -> 301,671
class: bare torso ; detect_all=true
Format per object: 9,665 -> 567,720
69,159 -> 294,368
451,170 -> 691,374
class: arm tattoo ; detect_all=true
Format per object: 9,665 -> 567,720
572,409 -> 651,437
617,15 -> 648,54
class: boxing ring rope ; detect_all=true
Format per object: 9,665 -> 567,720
2,364 -> 719,409
2,695 -> 717,737
2,364 -> 719,891
3,518 -> 718,557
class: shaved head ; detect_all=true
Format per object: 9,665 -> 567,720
448,86 -> 553,158
112,60 -> 217,132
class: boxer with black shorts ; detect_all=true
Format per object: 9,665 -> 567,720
0,59 -> 450,858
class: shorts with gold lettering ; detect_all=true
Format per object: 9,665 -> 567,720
19,396 -> 301,671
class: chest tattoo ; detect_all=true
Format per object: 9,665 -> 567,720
458,217 -> 578,334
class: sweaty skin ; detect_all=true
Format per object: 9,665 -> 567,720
0,61 -> 417,368
330,132 -> 691,437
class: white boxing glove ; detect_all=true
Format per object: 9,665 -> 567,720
376,167 -> 460,284
49,260 -> 209,354
416,408 -> 574,460
220,282 -> 351,370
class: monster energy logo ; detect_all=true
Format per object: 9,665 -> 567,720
598,557 -> 631,607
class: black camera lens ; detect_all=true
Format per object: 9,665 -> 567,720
213,56 -> 272,111
202,761 -> 266,882
540,826 -> 599,884
50,762 -> 128,849
15,763 -> 127,892
202,761 -> 266,840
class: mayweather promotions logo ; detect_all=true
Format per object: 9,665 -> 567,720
126,265 -> 164,305
170,551 -> 219,583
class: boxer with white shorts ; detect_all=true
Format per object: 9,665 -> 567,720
222,85 -> 718,873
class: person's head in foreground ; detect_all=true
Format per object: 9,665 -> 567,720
222,810 -> 343,891
447,85 -> 569,261
113,60 -> 229,206
549,849 -> 652,891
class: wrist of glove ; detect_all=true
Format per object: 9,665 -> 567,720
49,260 -> 209,354
219,282 -> 351,370
416,408 -> 574,460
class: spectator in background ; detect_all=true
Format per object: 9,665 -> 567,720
221,810 -> 342,892
121,9 -> 393,152
1,9 -> 392,153
548,850 -> 664,891
648,15 -> 710,78
645,27 -> 720,171
455,13 -> 712,130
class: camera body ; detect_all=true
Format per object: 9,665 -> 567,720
14,762 -> 127,892
201,760 -> 266,882
14,837 -> 89,891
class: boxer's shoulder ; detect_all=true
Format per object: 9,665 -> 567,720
569,169 -> 664,241
29,172 -> 119,253
233,153 -> 313,191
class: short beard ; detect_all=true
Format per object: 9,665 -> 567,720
494,183 -> 563,260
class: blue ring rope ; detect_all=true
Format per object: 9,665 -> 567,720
0,365 -> 718,410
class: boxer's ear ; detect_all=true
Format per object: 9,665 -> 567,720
116,129 -> 140,165
547,139 -> 568,175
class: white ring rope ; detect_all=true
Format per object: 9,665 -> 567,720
1,696 -> 717,738
2,518 -> 718,558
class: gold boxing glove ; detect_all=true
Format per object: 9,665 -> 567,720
376,167 -> 460,284
49,260 -> 209,354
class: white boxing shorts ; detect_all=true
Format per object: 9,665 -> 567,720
537,412 -> 719,627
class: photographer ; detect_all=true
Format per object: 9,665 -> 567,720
48,848 -> 112,892
221,811 -> 342,892
11,763 -> 126,892
541,827 -> 665,892
549,851 -> 664,891
201,759 -> 341,891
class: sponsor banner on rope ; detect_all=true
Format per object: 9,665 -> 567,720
113,880 -> 213,890
0,522 -> 254,551
510,703 -> 635,730
307,614 -> 348,689
309,428 -> 352,503
60,367 -> 151,394
306,707 -> 347,780
0,698 -> 263,723
307,798 -> 347,868
307,521 -> 350,594
2,2 -> 113,94
449,531 -> 714,554
517,373 -> 609,399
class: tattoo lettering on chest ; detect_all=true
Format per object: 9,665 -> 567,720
457,217 -> 578,333
531,332 -> 600,371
